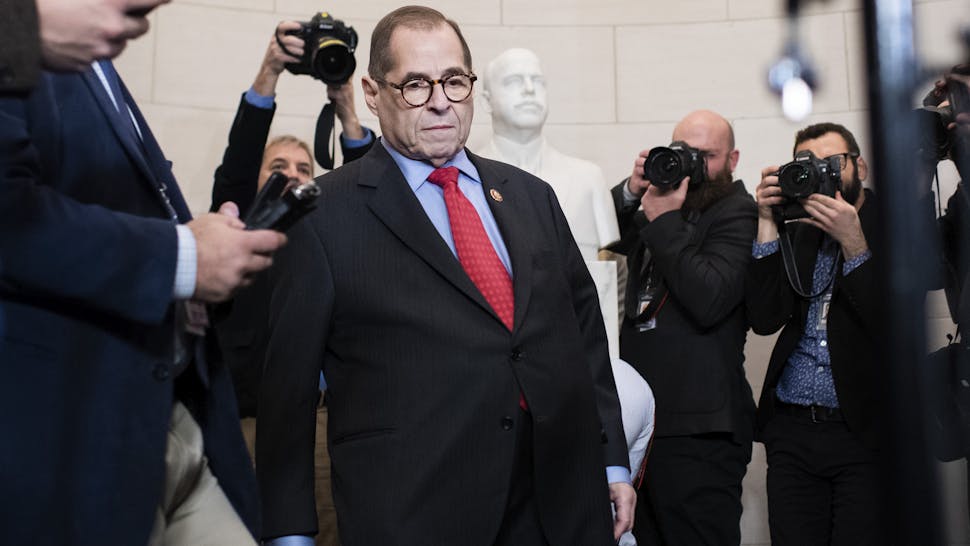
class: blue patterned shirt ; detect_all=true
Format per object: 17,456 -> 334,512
752,238 -> 871,408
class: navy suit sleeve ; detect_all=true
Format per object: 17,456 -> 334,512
0,82 -> 177,325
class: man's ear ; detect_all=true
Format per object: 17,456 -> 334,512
728,148 -> 740,173
361,76 -> 380,116
856,155 -> 869,182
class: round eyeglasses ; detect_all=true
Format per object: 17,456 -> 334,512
824,152 -> 859,171
377,73 -> 477,107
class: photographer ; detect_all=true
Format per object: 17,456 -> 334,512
926,65 -> 970,335
921,64 -> 970,524
211,19 -> 374,215
746,123 -> 884,545
210,18 -> 374,546
609,109 -> 757,546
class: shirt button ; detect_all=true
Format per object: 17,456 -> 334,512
820,340 -> 827,347
501,416 -> 514,431
816,366 -> 824,373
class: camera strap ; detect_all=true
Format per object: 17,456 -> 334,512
314,101 -> 337,170
778,222 -> 840,299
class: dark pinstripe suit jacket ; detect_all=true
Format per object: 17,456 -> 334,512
256,143 -> 627,546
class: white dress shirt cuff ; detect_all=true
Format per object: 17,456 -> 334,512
621,180 -> 640,204
173,224 -> 197,299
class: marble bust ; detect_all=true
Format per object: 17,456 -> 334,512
478,48 -> 619,262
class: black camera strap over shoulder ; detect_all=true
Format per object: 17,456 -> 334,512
778,220 -> 840,299
314,101 -> 337,170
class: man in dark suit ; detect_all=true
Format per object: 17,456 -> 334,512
0,50 -> 286,544
256,6 -> 635,546
609,109 -> 757,546
746,122 -> 883,545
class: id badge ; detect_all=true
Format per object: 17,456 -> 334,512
816,293 -> 832,332
636,292 -> 657,332
183,300 -> 210,337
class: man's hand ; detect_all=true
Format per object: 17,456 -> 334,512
626,149 -> 652,197
328,81 -> 365,140
609,482 -> 636,541
800,191 -> 868,260
187,202 -> 287,303
251,20 -> 304,96
755,165 -> 782,242
36,0 -> 170,71
641,176 -> 688,222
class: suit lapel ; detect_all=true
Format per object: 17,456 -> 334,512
80,70 -> 156,186
468,151 -> 534,333
361,146 -> 501,324
80,69 -> 192,222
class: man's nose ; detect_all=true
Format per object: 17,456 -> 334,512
426,82 -> 451,110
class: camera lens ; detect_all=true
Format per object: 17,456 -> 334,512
778,163 -> 813,198
645,147 -> 685,188
312,40 -> 356,85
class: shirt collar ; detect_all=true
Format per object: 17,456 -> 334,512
380,138 -> 481,192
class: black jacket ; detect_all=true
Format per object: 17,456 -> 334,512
746,189 -> 882,449
610,180 -> 758,443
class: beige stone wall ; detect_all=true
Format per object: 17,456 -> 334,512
116,0 -> 970,543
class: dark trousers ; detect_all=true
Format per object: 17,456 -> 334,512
763,411 -> 884,546
493,409 -> 550,546
635,433 -> 750,546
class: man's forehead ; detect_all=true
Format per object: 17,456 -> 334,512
265,144 -> 311,164
387,25 -> 466,76
796,132 -> 848,154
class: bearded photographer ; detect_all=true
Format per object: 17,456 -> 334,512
211,19 -> 374,215
746,122 -> 886,545
609,109 -> 757,546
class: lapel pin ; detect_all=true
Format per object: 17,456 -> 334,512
489,188 -> 504,202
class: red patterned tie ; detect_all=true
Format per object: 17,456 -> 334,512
427,166 -> 514,330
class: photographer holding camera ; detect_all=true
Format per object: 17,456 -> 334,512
609,109 -> 757,546
209,15 -> 374,546
211,16 -> 374,216
746,122 -> 884,545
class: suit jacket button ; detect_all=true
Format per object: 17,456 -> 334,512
153,363 -> 170,381
510,350 -> 523,361
501,416 -> 514,431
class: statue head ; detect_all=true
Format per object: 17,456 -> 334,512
482,48 -> 548,137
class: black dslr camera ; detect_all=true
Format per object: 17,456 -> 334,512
283,12 -> 358,85
915,65 -> 970,163
772,150 -> 842,220
643,141 -> 707,190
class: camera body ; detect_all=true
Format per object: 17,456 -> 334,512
285,12 -> 358,85
643,141 -> 707,190
773,150 -> 842,220
915,67 -> 970,163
